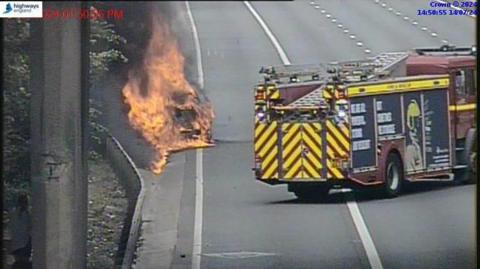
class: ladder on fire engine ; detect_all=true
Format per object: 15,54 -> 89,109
287,52 -> 409,108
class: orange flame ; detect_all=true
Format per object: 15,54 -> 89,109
122,14 -> 214,174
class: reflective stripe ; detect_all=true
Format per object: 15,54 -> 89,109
449,103 -> 476,111
348,77 -> 449,97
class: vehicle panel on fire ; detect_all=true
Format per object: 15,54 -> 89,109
253,46 -> 477,198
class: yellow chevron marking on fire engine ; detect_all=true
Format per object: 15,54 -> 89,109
449,103 -> 476,111
283,133 -> 302,157
267,85 -> 280,99
305,151 -> 321,168
263,147 -> 278,169
262,155 -> 278,178
340,124 -> 350,139
254,123 -> 266,139
302,135 -> 322,159
303,158 -> 320,178
303,124 -> 321,139
323,85 -> 335,99
326,121 -> 350,151
326,159 -> 344,179
284,146 -> 302,168
326,146 -> 336,159
326,134 -> 347,157
348,77 -> 449,97
263,160 -> 278,179
255,121 -> 277,152
283,124 -> 301,143
285,158 -> 302,178
259,132 -> 278,157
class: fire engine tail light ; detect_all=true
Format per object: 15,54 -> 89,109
255,91 -> 265,101
254,155 -> 262,170
334,159 -> 350,169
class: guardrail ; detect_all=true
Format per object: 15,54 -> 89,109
105,134 -> 146,269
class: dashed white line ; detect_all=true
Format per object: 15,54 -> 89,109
244,1 -> 292,65
186,3 -> 205,269
234,4 -> 385,269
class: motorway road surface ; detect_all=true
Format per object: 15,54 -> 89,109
170,1 -> 476,269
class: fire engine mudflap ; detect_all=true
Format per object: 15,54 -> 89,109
252,50 -> 471,199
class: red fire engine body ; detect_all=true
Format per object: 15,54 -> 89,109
253,46 -> 476,198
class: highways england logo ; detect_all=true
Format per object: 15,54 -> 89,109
0,1 -> 43,18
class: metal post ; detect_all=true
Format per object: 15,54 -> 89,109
30,2 -> 87,268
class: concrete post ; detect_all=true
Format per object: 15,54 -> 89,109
30,2 -> 88,268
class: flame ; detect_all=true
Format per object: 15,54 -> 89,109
122,13 -> 214,174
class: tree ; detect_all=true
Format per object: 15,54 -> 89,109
3,19 -> 31,206
2,9 -> 129,204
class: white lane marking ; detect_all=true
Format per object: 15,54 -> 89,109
243,4 -> 384,268
185,3 -> 205,269
244,1 -> 292,65
203,251 -> 277,259
434,0 -> 476,18
344,192 -> 384,269
192,149 -> 204,269
186,1 -> 204,89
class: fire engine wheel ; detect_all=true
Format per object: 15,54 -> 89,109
382,153 -> 403,198
455,129 -> 477,184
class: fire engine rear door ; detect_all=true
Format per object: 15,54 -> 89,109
280,122 -> 323,180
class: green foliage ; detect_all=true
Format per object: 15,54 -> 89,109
3,11 -> 129,198
89,18 -> 128,84
2,19 -> 31,197
88,11 -> 128,157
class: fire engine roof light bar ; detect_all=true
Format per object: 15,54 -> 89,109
414,45 -> 477,56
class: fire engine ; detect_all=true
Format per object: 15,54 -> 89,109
253,45 -> 476,198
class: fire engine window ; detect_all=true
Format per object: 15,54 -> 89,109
464,69 -> 475,96
455,70 -> 465,95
